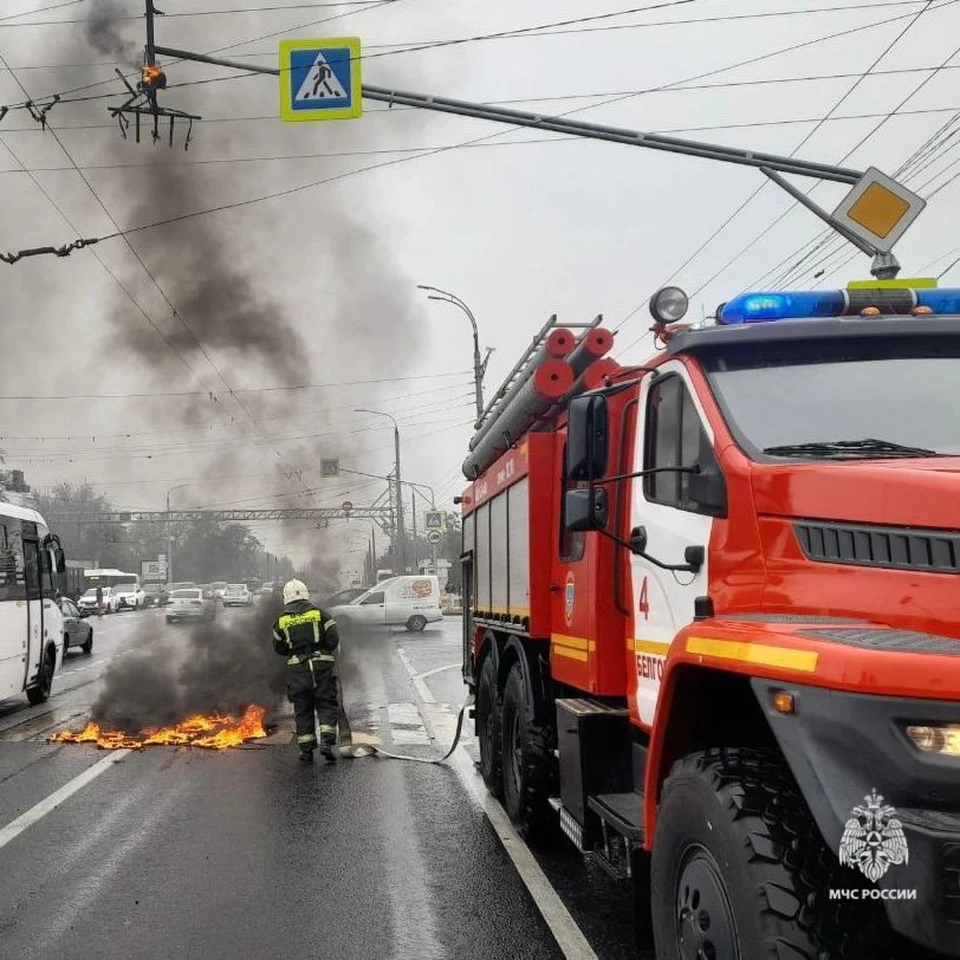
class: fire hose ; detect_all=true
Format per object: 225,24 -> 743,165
338,678 -> 474,765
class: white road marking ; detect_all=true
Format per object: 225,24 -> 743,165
396,642 -> 599,960
396,647 -> 436,703
413,662 -> 460,681
390,728 -> 431,745
0,750 -> 130,851
448,747 -> 599,960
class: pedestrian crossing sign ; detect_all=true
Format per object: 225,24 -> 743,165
425,511 -> 444,530
279,37 -> 362,122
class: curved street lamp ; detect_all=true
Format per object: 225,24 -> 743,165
417,284 -> 491,421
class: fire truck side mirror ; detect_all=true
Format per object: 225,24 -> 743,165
564,487 -> 608,532
567,394 -> 608,481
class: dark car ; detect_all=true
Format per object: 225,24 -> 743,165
142,582 -> 167,608
59,596 -> 93,656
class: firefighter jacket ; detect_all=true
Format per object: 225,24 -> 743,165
271,599 -> 339,668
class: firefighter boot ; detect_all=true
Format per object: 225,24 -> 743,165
320,739 -> 337,764
299,748 -> 314,764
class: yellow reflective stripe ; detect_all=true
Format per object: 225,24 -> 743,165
630,638 -> 670,655
297,734 -> 317,744
685,636 -> 819,673
312,654 -> 335,662
551,633 -> 596,651
553,646 -> 589,662
318,724 -> 336,734
278,609 -> 321,630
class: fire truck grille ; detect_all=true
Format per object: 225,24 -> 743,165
797,627 -> 960,654
794,521 -> 960,575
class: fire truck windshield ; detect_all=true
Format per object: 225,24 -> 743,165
703,338 -> 960,459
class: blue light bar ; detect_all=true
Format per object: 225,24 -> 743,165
719,291 -> 845,324
718,287 -> 960,325
917,289 -> 960,313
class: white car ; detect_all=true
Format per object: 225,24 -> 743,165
331,576 -> 443,632
113,581 -> 145,611
223,583 -> 252,606
78,586 -> 120,614
165,588 -> 217,624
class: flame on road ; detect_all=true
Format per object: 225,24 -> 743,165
50,705 -> 268,750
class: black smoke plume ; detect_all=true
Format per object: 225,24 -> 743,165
91,598 -> 287,731
85,0 -> 140,68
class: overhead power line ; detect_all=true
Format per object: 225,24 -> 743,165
613,0 -> 954,355
5,105 -> 960,175
0,369 -> 469,400
0,0 -> 894,111
6,1 -> 938,262
0,0 -> 85,23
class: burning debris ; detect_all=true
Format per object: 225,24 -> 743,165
51,704 -> 267,751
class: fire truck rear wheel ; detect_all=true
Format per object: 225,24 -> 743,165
500,661 -> 557,842
476,653 -> 502,797
651,747 -> 884,960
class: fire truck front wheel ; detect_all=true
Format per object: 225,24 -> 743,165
500,662 -> 557,842
476,653 -> 503,797
651,747 -> 883,960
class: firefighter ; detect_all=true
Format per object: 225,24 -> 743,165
271,579 -> 340,764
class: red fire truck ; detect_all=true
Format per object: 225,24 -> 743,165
459,283 -> 960,959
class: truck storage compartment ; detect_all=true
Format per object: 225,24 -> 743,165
556,698 -> 633,845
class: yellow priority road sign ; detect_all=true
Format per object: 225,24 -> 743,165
832,166 -> 925,254
279,37 -> 362,122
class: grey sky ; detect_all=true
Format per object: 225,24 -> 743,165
2,0 -> 959,571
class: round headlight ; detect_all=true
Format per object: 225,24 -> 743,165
649,286 -> 689,324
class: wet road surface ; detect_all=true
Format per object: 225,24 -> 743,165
0,606 -> 642,960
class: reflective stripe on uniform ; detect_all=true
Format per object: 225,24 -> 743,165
318,724 -> 336,734
278,609 -> 321,631
297,733 -> 317,745
287,653 -> 336,665
324,619 -> 336,631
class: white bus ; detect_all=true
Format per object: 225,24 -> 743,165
0,502 -> 66,705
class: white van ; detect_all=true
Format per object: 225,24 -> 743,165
330,576 -> 442,632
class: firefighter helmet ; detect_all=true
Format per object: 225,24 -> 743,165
282,579 -> 310,604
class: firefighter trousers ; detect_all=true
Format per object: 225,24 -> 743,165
286,660 -> 339,753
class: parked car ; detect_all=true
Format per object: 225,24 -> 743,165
59,596 -> 93,655
142,583 -> 167,608
114,581 -> 145,611
78,586 -> 120,615
165,588 -> 217,624
330,576 -> 443,632
260,582 -> 276,595
223,583 -> 252,607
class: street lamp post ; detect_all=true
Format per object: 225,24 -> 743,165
165,483 -> 189,583
354,409 -> 405,574
417,285 -> 490,422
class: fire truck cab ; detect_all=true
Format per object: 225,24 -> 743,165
461,283 -> 960,959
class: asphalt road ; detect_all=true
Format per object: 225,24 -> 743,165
0,605 -> 641,960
